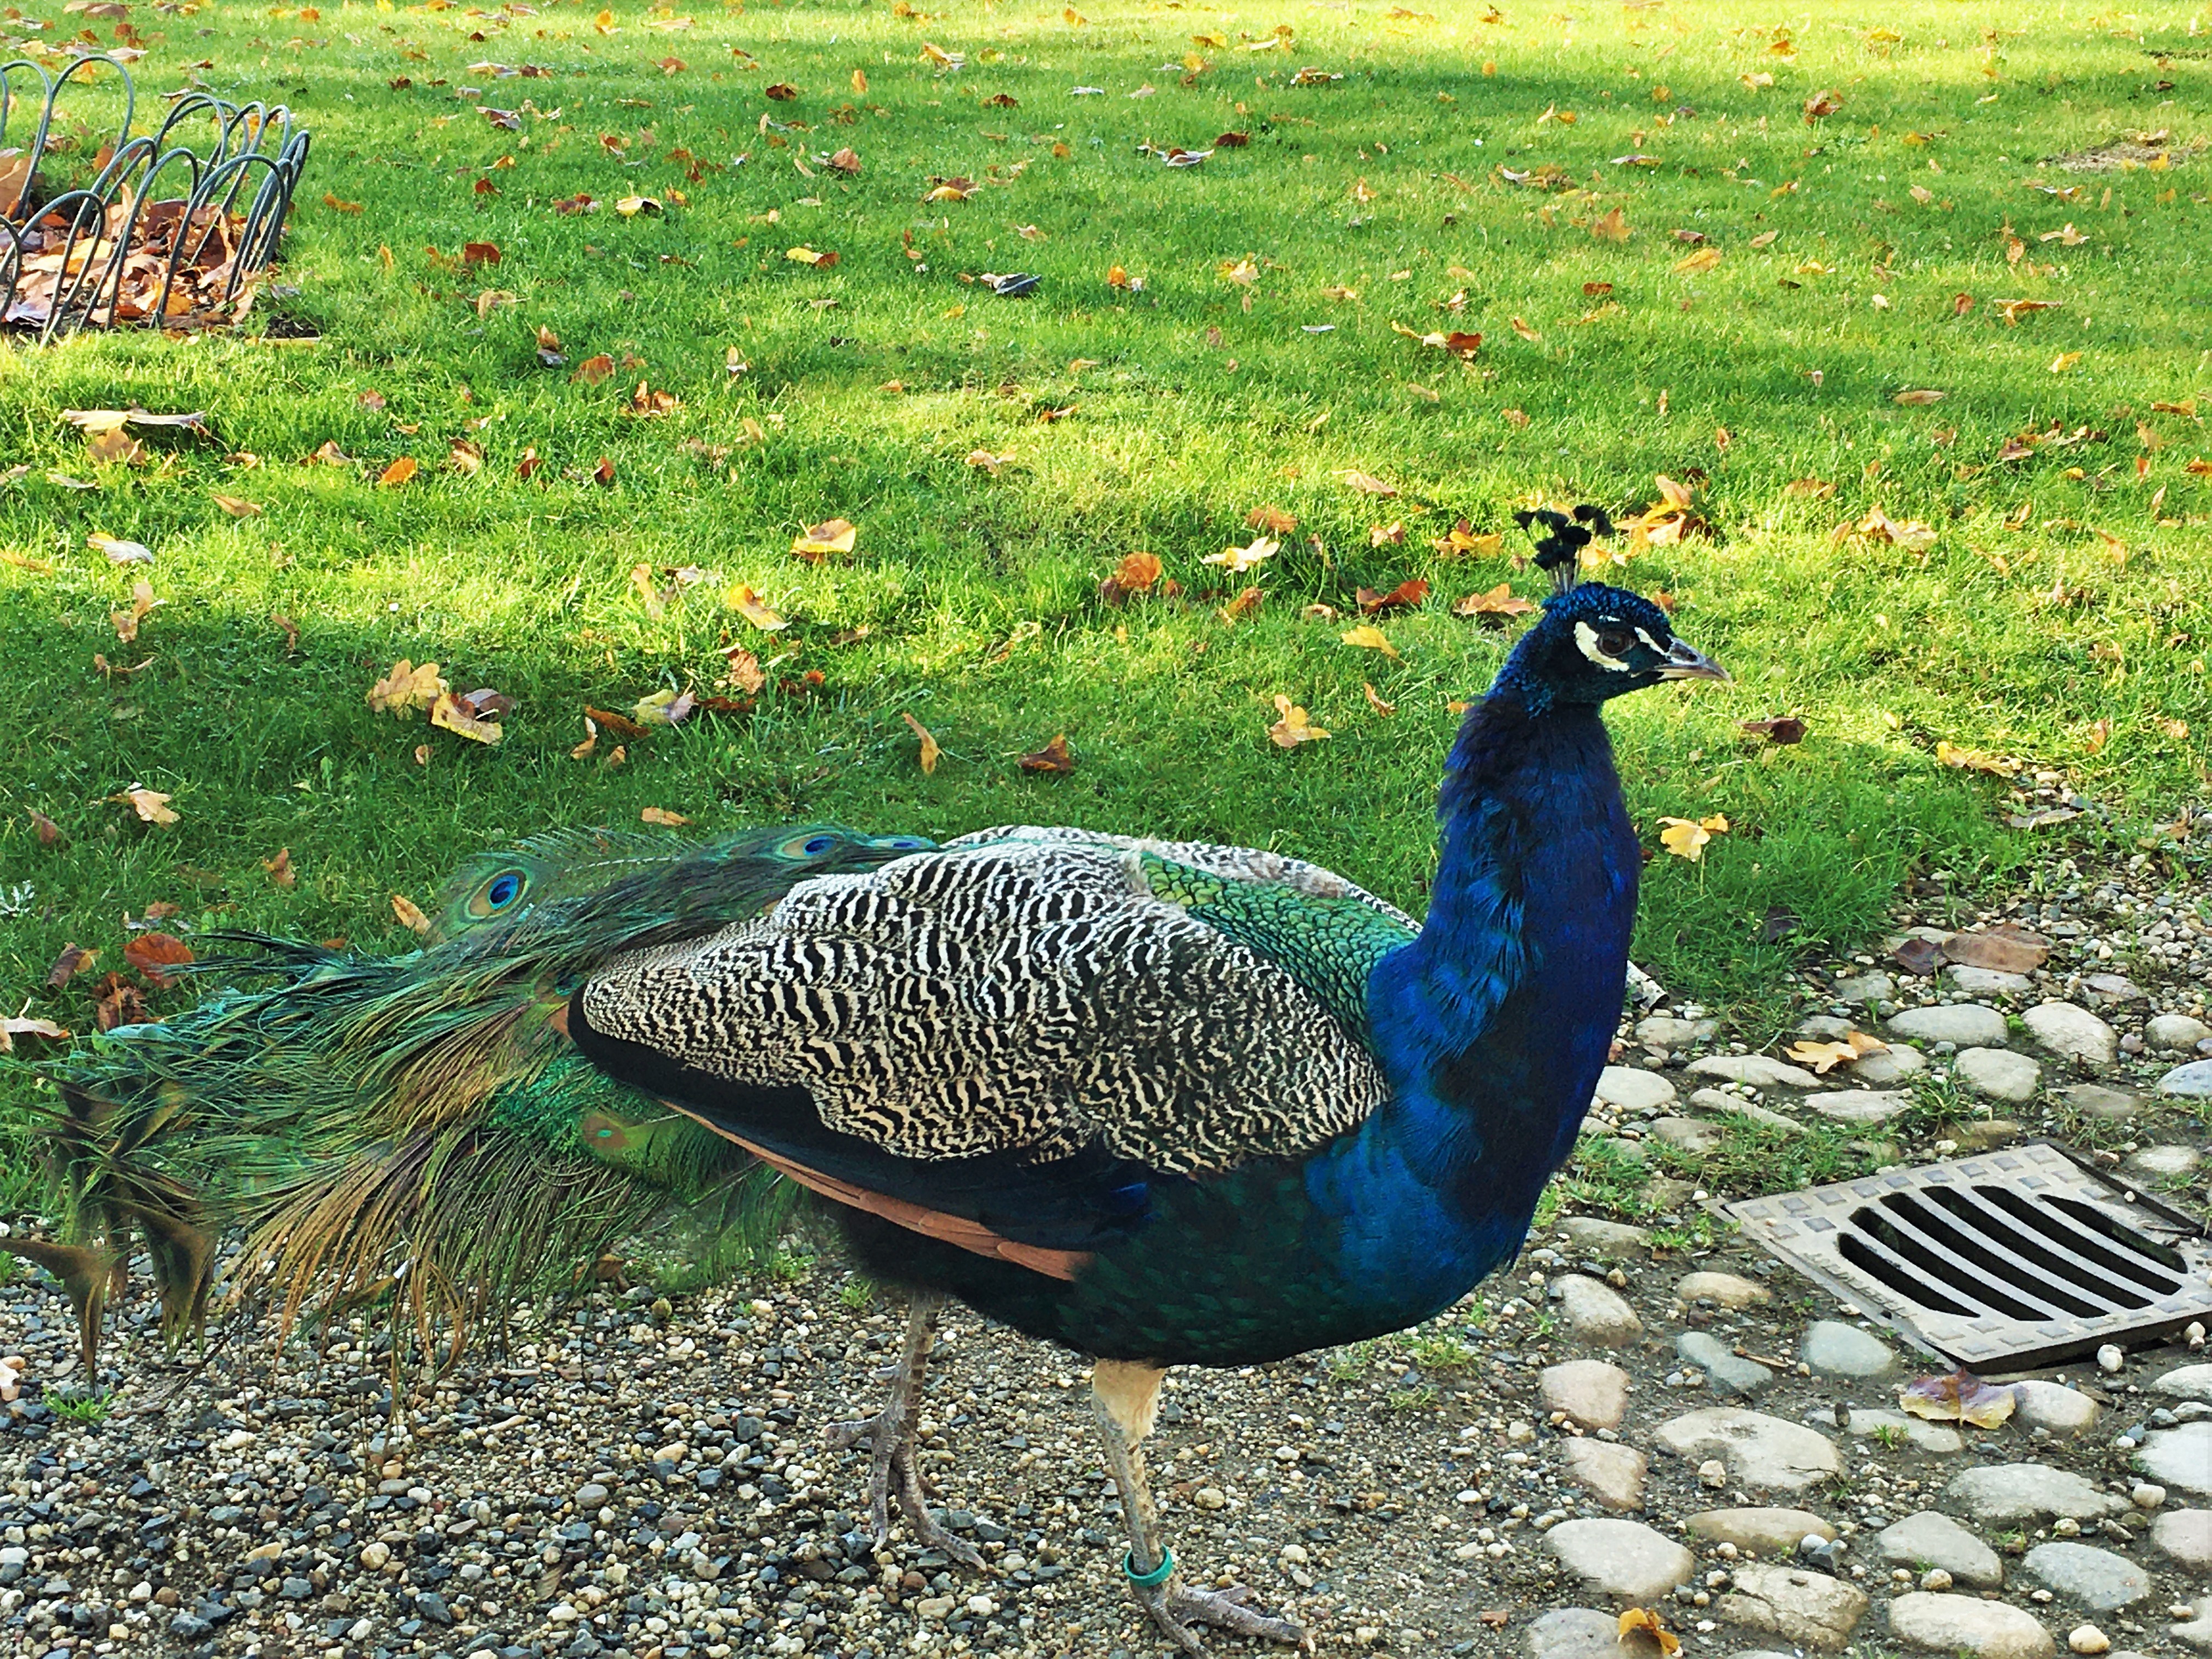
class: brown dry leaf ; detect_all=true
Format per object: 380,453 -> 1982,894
1934,739 -> 2018,777
826,147 -> 862,175
786,245 -> 839,268
29,810 -> 63,845
585,706 -> 654,740
1338,470 -> 1397,496
727,584 -> 788,631
574,354 -> 617,386
1802,88 -> 1843,122
1341,623 -> 1401,660
1509,314 -> 1542,341
791,517 -> 859,561
110,578 -> 157,645
46,943 -> 96,988
966,449 -> 1015,473
1589,206 -> 1630,242
123,932 -> 194,988
1942,923 -> 2050,974
1784,477 -> 1835,499
1739,716 -> 1808,744
429,689 -> 506,744
392,894 -> 433,935
1219,586 -> 1264,622
1362,682 -> 1396,717
1018,734 -> 1076,774
1267,695 -> 1329,748
211,493 -> 263,517
1893,389 -> 1946,406
109,786 -> 178,826
1357,578 -> 1429,614
1247,505 -> 1299,534
449,438 -> 484,477
570,715 -> 600,760
640,806 -> 692,826
594,456 -> 618,487
88,428 -> 144,466
1899,1367 -> 2017,1430
1114,552 -> 1164,591
262,847 -> 296,888
902,711 -> 941,775
1455,583 -> 1539,619
367,659 -> 448,717
1657,814 -> 1728,861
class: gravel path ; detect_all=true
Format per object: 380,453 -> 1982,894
4,827 -> 2209,1659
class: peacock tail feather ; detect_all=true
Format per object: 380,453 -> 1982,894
26,824 -> 936,1367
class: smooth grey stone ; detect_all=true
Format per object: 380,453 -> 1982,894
1653,1408 -> 1840,1492
1716,1563 -> 1869,1651
1525,1607 -> 1623,1659
2156,1059 -> 2212,1097
2023,1002 -> 2118,1065
2020,1542 -> 2149,1610
1888,1003 -> 2010,1047
1545,1517 -> 1694,1601
1593,1065 -> 1677,1112
2136,1421 -> 2212,1498
1688,1507 -> 1836,1554
1878,1511 -> 2004,1588
1888,1592 -> 2055,1658
1677,1330 -> 1774,1396
1956,1046 -> 2042,1102
1688,1053 -> 1821,1088
1944,1464 -> 2130,1523
1802,1320 -> 1898,1379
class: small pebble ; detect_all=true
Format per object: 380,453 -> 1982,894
1922,1568 -> 1954,1591
2098,1344 -> 2125,1375
2069,1625 -> 2111,1655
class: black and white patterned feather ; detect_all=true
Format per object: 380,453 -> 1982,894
578,829 -> 1402,1175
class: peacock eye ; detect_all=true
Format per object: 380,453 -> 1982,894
466,868 -> 528,918
803,834 -> 836,854
487,873 -> 521,906
1596,626 -> 1635,659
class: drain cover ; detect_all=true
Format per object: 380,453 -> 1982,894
1725,1142 -> 2212,1369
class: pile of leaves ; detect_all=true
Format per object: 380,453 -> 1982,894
3,176 -> 271,331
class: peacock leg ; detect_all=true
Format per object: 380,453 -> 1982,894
1091,1360 -> 1310,1655
823,1291 -> 984,1568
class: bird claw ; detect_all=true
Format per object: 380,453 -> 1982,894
821,1403 -> 985,1570
1130,1577 -> 1310,1655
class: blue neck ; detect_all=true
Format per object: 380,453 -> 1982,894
1306,687 -> 1639,1317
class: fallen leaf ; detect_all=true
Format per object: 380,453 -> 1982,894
88,533 -> 153,565
1267,693 -> 1329,748
367,658 -> 448,717
1617,1607 -> 1681,1658
1893,389 -> 1945,406
46,944 -> 96,987
262,847 -> 296,888
1784,1031 -> 1887,1074
640,806 -> 692,826
1455,584 -> 1538,619
1942,923 -> 2050,974
1219,585 -> 1263,622
110,786 -> 178,826
1510,314 -> 1542,340
392,894 -> 433,935
1341,623 -> 1401,660
1934,739 -> 2018,777
377,455 -> 419,488
1338,470 -> 1397,496
1113,552 -> 1163,591
1671,247 -> 1722,275
616,195 -> 664,217
791,517 -> 858,560
2048,352 -> 2082,374
1362,682 -> 1396,717
966,449 -> 1015,473
570,715 -> 600,760
449,438 -> 484,477
1739,716 -> 1807,744
727,584 -> 788,630
1784,477 -> 1835,499
0,1016 -> 69,1054
1018,734 -> 1076,774
29,810 -> 62,845
1657,813 -> 1728,862
1589,206 -> 1630,242
123,932 -> 194,988
110,578 -> 157,644
1247,505 -> 1299,534
429,689 -> 506,744
585,705 -> 654,740
211,493 -> 262,517
1205,535 -> 1279,575
574,353 -> 616,385
1357,578 -> 1429,613
902,711 -> 941,775
1899,1367 -> 2017,1430
786,245 -> 839,267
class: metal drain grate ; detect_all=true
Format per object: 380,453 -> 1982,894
1725,1142 -> 2212,1369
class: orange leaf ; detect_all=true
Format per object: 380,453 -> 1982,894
726,584 -> 788,630
641,806 -> 692,826
902,711 -> 941,775
1114,552 -> 1163,590
377,455 -> 419,488
1018,734 -> 1076,774
123,932 -> 194,988
1267,694 -> 1329,748
574,353 -> 616,385
392,894 -> 432,935
791,517 -> 858,560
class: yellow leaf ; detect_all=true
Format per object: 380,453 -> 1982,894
640,806 -> 692,826
1784,1031 -> 1888,1074
1618,1608 -> 1681,1658
1657,813 -> 1728,861
392,893 -> 433,935
2048,352 -> 2082,374
1935,740 -> 2018,776
1341,623 -> 1401,660
966,449 -> 1015,474
1267,693 -> 1329,748
1362,682 -> 1396,717
1671,246 -> 1722,275
1204,535 -> 1279,574
109,786 -> 178,826
366,658 -> 448,717
429,690 -> 504,744
616,195 -> 665,217
902,710 -> 941,774
1589,206 -> 1630,242
726,583 -> 788,630
1510,315 -> 1541,341
791,516 -> 858,560
1893,388 -> 1945,405
851,69 -> 868,93
211,493 -> 263,517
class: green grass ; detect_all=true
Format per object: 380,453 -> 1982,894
3,0 -> 2211,1210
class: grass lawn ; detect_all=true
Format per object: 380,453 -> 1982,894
1,0 -> 2209,1207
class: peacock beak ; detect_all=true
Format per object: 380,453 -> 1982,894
1656,639 -> 1730,682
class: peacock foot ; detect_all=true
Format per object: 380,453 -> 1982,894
1128,1574 -> 1310,1656
823,1398 -> 985,1568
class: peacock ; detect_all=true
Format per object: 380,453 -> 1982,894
24,512 -> 1724,1654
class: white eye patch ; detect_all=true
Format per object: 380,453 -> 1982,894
1574,618 -> 1670,671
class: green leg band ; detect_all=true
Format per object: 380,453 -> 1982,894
1122,1544 -> 1175,1589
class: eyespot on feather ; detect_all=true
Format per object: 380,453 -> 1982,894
465,867 -> 530,919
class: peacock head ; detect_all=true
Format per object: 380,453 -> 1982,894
1494,582 -> 1728,710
